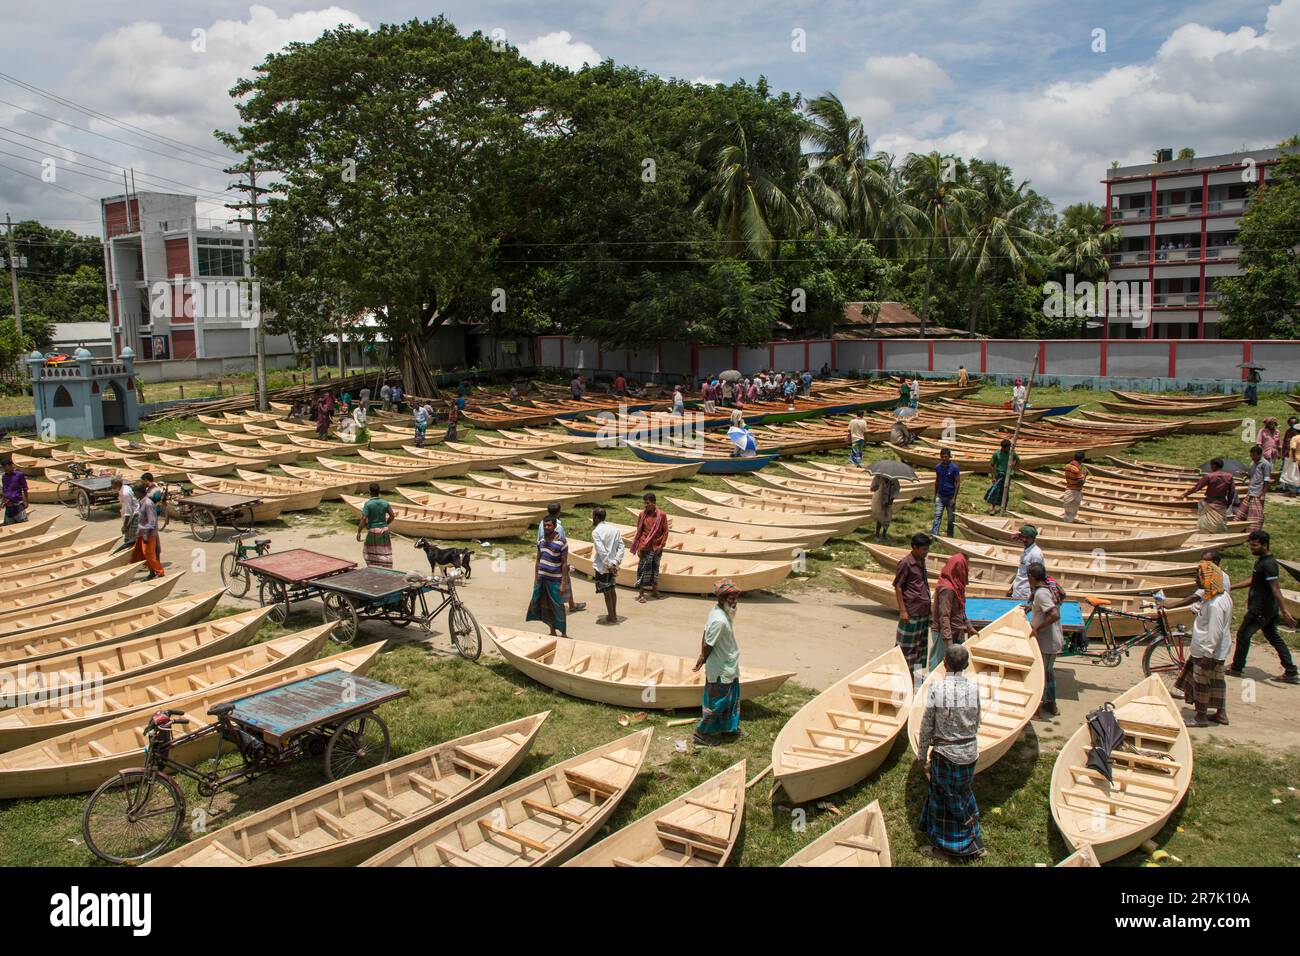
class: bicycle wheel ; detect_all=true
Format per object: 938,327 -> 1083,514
449,602 -> 482,662
57,479 -> 77,507
324,712 -> 390,780
259,579 -> 289,624
189,508 -> 216,542
76,489 -> 92,521
82,770 -> 185,864
220,552 -> 251,598
1142,631 -> 1189,693
321,592 -> 358,644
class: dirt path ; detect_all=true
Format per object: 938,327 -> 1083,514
36,503 -> 1300,756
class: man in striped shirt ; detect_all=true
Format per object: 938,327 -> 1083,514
1061,451 -> 1088,522
526,516 -> 571,637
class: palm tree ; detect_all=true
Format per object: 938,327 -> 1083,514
1051,203 -> 1119,336
803,93 -> 892,239
899,151 -> 974,334
694,107 -> 801,258
954,161 -> 1043,333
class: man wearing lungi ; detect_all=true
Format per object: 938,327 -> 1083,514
630,492 -> 669,604
917,643 -> 985,860
892,532 -> 932,681
692,579 -> 743,747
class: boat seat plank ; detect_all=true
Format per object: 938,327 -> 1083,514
1069,765 -> 1182,794
479,819 -> 550,854
314,807 -> 357,840
362,788 -> 405,821
407,770 -> 451,801
1060,787 -> 1163,816
263,829 -> 301,854
521,798 -> 585,824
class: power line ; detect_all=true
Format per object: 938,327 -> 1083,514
0,146 -> 233,204
0,160 -> 100,200
0,71 -> 239,166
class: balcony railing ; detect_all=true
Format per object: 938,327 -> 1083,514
1154,247 -> 1201,262
1152,292 -> 1201,307
1206,198 -> 1249,214
1154,202 -> 1203,218
1110,207 -> 1149,221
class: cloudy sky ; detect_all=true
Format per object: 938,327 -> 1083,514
2,0 -> 1299,233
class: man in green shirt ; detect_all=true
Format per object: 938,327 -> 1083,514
984,438 -> 1020,515
692,579 -> 743,747
355,481 -> 395,568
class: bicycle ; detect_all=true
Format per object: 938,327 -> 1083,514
219,532 -> 272,598
1066,598 -> 1189,687
81,673 -> 406,864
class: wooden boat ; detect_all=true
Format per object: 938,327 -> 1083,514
0,605 -> 273,701
1085,409 -> 1243,433
781,801 -> 891,867
0,573 -> 183,638
271,419 -> 318,434
621,507 -> 833,547
317,457 -> 439,490
667,497 -> 863,536
194,449 -> 272,473
198,413 -> 246,431
489,628 -> 793,709
279,463 -> 366,496
1110,389 -> 1241,408
887,442 -> 1074,473
0,644 -> 380,799
187,475 -> 324,513
568,540 -> 793,594
512,456 -> 689,486
198,429 -> 262,450
1098,399 -> 1241,416
956,514 -> 1193,553
626,441 -> 779,474
498,463 -> 653,497
553,451 -> 701,481
218,442 -> 300,466
116,434 -> 218,454
157,452 -> 240,477
0,549 -> 134,591
0,535 -> 116,576
933,537 -> 1200,576
22,477 -> 61,503
0,624 -> 331,752
837,568 -> 1192,637
466,472 -> 620,506
1020,473 -> 1200,508
284,434 -> 360,456
148,713 -> 549,867
442,441 -> 538,465
756,471 -> 875,499
425,478 -> 577,508
340,495 -> 533,539
720,477 -> 920,509
233,468 -> 344,502
907,607 -> 1044,773
1049,675 -> 1191,864
395,487 -> 541,518
772,648 -> 910,804
604,522 -> 798,561
3,435 -> 68,456
862,542 -> 1194,597
1018,498 -> 1250,533
566,761 -> 746,867
1057,844 -> 1101,867
0,587 -> 224,666
0,563 -> 143,616
358,449 -> 469,477
0,516 -> 60,553
0,527 -> 84,561
361,729 -> 652,867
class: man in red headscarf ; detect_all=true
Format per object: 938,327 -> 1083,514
929,553 -> 978,670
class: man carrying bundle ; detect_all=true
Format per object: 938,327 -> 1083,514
1182,457 -> 1235,532
1061,451 -> 1089,523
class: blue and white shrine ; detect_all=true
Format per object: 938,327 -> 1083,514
27,347 -> 141,440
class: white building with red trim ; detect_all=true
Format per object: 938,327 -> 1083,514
99,191 -> 294,363
1103,147 -> 1286,339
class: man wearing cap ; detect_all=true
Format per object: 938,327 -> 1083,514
692,579 -> 743,746
1061,451 -> 1089,522
1006,525 -> 1044,599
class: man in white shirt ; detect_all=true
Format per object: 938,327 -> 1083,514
590,506 -> 626,624
115,476 -> 137,552
1006,525 -> 1045,599
1012,378 -> 1027,413
380,382 -> 392,411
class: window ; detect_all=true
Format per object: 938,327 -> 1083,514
197,238 -> 246,277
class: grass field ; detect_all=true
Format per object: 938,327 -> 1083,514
3,380 -> 1299,866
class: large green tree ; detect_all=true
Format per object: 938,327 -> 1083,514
1219,147 -> 1300,339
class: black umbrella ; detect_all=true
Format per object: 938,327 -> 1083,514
1084,702 -> 1126,785
868,459 -> 918,480
1199,458 -> 1246,474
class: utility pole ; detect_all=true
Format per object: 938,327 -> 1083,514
4,213 -> 21,335
998,353 -> 1041,515
226,159 -> 274,411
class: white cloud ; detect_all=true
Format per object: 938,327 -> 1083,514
870,0 -> 1300,207
838,52 -> 953,127
517,30 -> 603,71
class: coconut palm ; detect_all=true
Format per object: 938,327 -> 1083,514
694,106 -> 801,258
1052,203 -> 1118,283
899,151 -> 974,333
803,92 -> 893,239
954,161 -> 1044,333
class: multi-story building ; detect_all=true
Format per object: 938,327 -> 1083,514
100,191 -> 293,362
1103,147 -> 1286,339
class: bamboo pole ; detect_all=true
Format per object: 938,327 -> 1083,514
997,354 -> 1041,514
